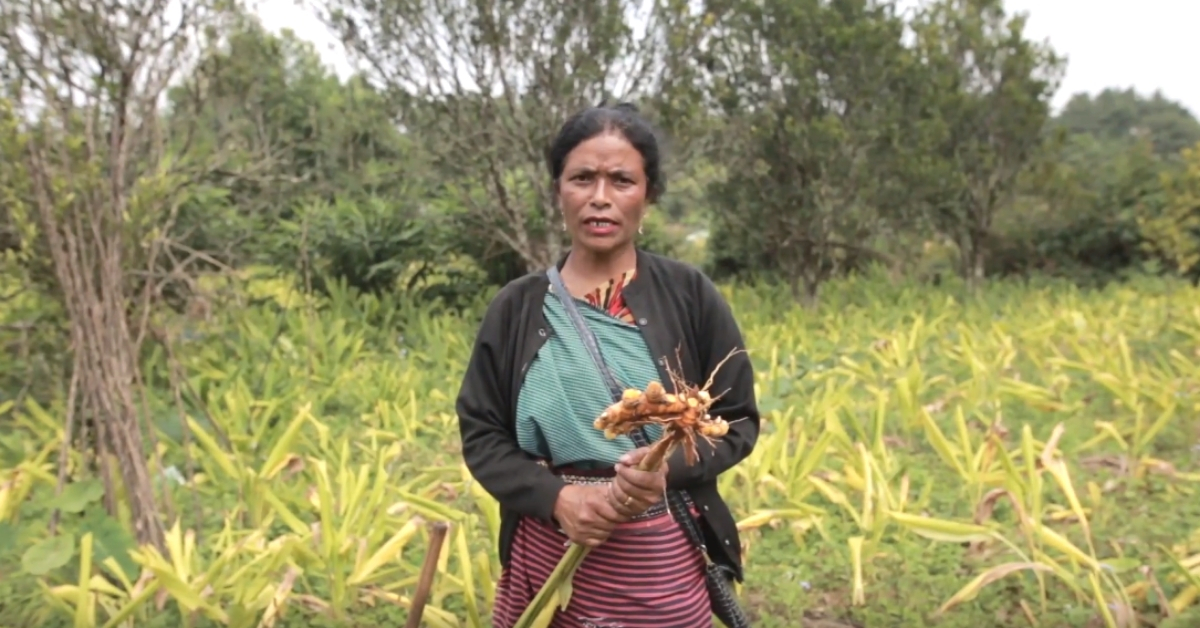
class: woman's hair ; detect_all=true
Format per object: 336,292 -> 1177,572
546,101 -> 665,203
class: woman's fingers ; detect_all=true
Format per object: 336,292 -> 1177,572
616,447 -> 670,475
614,463 -> 667,509
579,484 -> 625,527
611,477 -> 645,513
616,464 -> 662,492
618,446 -> 652,467
611,445 -> 670,518
607,480 -> 642,517
611,479 -> 665,521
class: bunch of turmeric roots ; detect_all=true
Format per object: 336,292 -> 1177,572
594,379 -> 731,468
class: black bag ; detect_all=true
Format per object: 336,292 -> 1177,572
546,266 -> 752,628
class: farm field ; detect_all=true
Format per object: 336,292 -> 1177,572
2,271 -> 1199,628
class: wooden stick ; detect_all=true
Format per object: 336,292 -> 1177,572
405,520 -> 450,628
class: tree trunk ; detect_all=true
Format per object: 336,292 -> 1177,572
791,258 -> 822,309
960,225 -> 987,292
971,240 -> 986,287
520,239 -> 559,273
30,148 -> 167,553
801,273 -> 821,309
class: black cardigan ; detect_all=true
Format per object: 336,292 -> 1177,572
455,248 -> 761,581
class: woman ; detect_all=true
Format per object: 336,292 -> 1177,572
456,102 -> 760,628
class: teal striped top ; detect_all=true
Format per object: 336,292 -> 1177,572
515,289 -> 664,468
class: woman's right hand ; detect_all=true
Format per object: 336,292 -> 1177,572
553,484 -> 626,547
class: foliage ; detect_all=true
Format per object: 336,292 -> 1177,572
3,273 -> 1200,627
702,0 -> 915,305
1054,88 -> 1200,157
317,0 -> 701,272
161,15 -> 443,282
0,0 -> 246,552
1138,141 -> 1200,277
988,135 -> 1165,284
6,1 -> 1198,302
908,0 -> 1067,287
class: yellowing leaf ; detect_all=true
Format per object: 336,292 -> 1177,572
936,562 -> 1055,615
348,517 -> 422,586
1034,525 -> 1101,571
848,536 -> 865,606
888,511 -> 997,544
735,509 -> 813,531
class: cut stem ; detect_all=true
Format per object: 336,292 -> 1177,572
640,435 -> 676,474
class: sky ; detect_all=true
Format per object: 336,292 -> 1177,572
248,0 -> 1200,117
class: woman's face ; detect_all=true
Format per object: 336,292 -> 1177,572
556,131 -> 648,258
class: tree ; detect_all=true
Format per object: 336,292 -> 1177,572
163,15 -> 445,298
1054,88 -> 1200,157
703,0 -> 912,305
0,0 -> 229,551
317,0 -> 698,272
910,0 -> 1066,288
1140,141 -> 1200,276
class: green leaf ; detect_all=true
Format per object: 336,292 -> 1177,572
22,533 -> 75,575
0,521 -> 17,558
48,479 -> 105,513
1099,557 -> 1142,574
81,511 -> 138,580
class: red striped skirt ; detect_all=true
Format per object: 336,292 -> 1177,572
491,466 -> 713,628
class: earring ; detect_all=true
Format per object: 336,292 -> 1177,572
638,224 -> 644,235
561,221 -> 567,232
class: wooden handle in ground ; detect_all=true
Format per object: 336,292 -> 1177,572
405,520 -> 450,628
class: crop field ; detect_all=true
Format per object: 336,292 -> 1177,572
2,271 -> 1200,628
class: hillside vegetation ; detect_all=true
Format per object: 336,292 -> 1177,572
2,0 -> 1200,625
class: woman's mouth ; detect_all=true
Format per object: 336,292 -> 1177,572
582,217 -> 619,237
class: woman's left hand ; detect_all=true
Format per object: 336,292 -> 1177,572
609,447 -> 669,518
